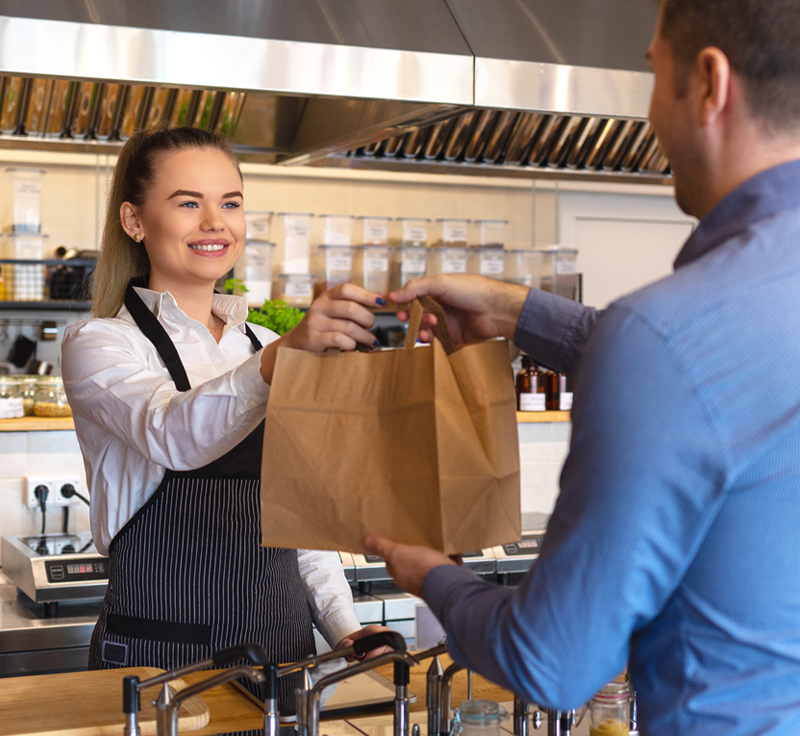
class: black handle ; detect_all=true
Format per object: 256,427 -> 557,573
211,642 -> 270,667
394,661 -> 410,686
352,631 -> 407,657
122,675 -> 140,714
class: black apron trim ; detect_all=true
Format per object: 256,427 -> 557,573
106,612 -> 213,645
124,279 -> 191,391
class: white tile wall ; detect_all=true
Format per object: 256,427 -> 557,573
0,423 -> 572,564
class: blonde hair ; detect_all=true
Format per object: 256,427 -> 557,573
92,126 -> 242,318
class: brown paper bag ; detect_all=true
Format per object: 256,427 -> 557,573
260,297 -> 521,555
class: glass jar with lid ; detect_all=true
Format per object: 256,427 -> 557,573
33,376 -> 72,418
17,375 -> 38,416
0,376 -> 24,419
588,680 -> 630,736
451,700 -> 508,736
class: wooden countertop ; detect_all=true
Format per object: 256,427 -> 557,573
184,656 -> 512,736
0,413 -> 569,432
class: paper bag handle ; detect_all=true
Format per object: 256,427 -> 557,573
404,296 -> 456,354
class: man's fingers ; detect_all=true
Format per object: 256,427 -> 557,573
364,534 -> 393,559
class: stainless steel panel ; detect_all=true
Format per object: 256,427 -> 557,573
0,647 -> 89,677
476,58 -> 654,118
351,594 -> 383,624
0,15 -> 473,105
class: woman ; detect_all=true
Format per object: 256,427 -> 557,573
61,127 -> 384,710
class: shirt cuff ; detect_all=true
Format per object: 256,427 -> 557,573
318,608 -> 363,647
422,563 -> 480,621
514,289 -> 597,376
230,348 -> 271,406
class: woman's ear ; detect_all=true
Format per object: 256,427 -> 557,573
120,201 -> 142,242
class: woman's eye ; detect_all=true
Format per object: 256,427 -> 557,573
179,201 -> 199,209
222,201 -> 241,209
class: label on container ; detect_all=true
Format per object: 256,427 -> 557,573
285,280 -> 313,298
443,223 -> 468,244
479,254 -> 505,276
402,252 -> 427,271
364,223 -> 389,244
519,393 -> 546,411
559,393 -> 573,411
556,259 -> 576,275
0,397 -> 24,419
327,254 -> 353,271
442,252 -> 467,274
245,215 -> 271,240
365,256 -> 389,272
403,225 -> 428,245
284,217 -> 311,269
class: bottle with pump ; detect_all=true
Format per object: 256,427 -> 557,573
516,356 -> 546,411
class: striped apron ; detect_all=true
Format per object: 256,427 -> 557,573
89,283 -> 315,714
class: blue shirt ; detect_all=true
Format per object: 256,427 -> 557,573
424,159 -> 800,736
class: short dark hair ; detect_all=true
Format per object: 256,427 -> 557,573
659,0 -> 800,134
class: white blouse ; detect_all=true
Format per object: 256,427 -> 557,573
61,286 -> 360,646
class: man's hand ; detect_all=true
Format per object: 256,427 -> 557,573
364,535 -> 456,598
336,624 -> 394,661
390,274 -> 528,345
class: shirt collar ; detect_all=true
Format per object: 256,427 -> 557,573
673,158 -> 800,269
131,286 -> 250,332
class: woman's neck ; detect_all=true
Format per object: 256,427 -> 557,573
147,275 -> 217,328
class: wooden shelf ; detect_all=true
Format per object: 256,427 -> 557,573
0,416 -> 74,431
0,414 -> 568,432
517,410 -> 570,423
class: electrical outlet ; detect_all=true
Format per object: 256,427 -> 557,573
25,478 -> 82,508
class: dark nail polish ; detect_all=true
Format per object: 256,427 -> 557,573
373,339 -> 380,347
376,297 -> 387,306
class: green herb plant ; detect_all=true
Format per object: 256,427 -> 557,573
224,278 -> 305,336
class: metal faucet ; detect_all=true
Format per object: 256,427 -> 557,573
438,661 -> 463,736
297,650 -> 420,736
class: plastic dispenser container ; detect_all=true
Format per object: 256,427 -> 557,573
389,217 -> 430,291
429,218 -> 469,276
274,273 -> 314,307
353,216 -> 391,295
234,241 -> 275,307
312,215 -> 354,297
271,212 -> 312,274
468,219 -> 508,279
244,211 -> 273,241
504,249 -> 542,289
534,245 -> 579,299
0,233 -> 48,301
2,167 -> 46,233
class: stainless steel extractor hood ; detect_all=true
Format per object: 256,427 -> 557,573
0,0 -> 666,183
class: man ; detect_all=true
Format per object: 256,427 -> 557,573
367,1 -> 800,733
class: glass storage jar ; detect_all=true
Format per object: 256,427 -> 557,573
33,376 -> 72,418
588,680 -> 630,736
17,375 -> 38,416
451,700 -> 508,736
0,376 -> 24,419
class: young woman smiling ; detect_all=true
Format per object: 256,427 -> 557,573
61,127 -> 387,710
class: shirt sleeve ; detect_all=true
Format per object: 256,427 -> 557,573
424,304 -> 729,709
514,289 -> 599,377
297,549 -> 361,648
62,319 -> 272,470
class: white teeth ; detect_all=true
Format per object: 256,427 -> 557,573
190,243 -> 226,252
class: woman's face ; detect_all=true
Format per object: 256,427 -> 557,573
125,147 -> 246,294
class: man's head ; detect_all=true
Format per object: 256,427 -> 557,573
647,0 -> 800,217
659,0 -> 800,136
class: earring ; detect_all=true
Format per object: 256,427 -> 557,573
133,233 -> 141,243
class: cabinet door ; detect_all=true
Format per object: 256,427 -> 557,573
560,191 -> 695,309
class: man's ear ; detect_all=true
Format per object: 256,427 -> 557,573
697,46 -> 731,127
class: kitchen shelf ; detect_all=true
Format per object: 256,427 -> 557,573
1,414 -> 570,432
0,417 -> 74,431
0,300 -> 91,311
517,410 -> 570,423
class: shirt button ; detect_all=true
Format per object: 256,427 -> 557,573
247,400 -> 257,409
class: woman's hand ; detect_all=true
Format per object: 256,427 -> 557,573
259,284 -> 385,383
336,624 -> 396,661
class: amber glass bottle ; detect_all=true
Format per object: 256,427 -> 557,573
516,356 -> 546,411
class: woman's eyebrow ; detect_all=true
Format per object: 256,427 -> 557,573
167,189 -> 243,199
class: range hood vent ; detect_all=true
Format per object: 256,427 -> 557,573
0,0 -> 668,183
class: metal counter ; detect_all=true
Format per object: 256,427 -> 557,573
0,573 -> 100,677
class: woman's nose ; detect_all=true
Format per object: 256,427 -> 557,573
201,209 -> 224,231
